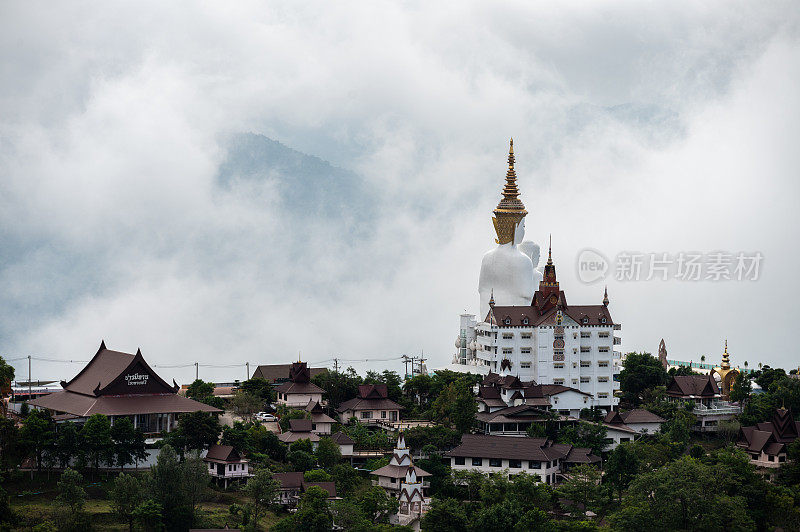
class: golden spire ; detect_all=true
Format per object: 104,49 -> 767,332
492,138 -> 527,245
547,234 -> 553,265
721,340 -> 730,369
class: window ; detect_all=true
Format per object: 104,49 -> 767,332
489,458 -> 502,467
598,376 -> 609,382
520,362 -> 531,369
521,333 -> 532,339
529,461 -> 541,469
580,361 -> 590,368
598,361 -> 609,367
522,318 -> 529,325
454,457 -> 465,465
598,332 -> 609,338
390,477 -> 396,483
381,411 -> 387,419
581,332 -> 590,338
554,349 -> 564,355
620,437 -> 630,443
472,458 -> 483,466
361,411 -> 372,419
504,318 -> 511,325
521,348 -> 531,354
553,378 -> 565,385
580,346 -> 590,353
601,318 -> 607,323
554,363 -> 564,369
509,459 -> 522,469
582,318 -> 589,324
599,346 -> 610,352
580,377 -> 590,383
598,392 -> 609,398
503,348 -> 512,355
503,333 -> 513,339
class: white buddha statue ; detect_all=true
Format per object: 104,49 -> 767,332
519,241 -> 545,285
478,139 -> 536,319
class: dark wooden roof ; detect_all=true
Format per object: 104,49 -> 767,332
446,434 -> 593,462
666,375 -> 720,398
205,444 -> 242,463
251,363 -> 327,383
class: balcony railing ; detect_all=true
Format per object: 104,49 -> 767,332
693,402 -> 741,415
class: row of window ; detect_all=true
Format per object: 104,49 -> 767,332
360,410 -> 394,419
579,376 -> 610,383
453,457 -> 557,469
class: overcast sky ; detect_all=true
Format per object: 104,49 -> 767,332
2,1 -> 798,384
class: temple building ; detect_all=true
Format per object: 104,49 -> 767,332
738,406 -> 799,468
29,341 -> 220,435
449,142 -> 621,410
372,434 -> 431,498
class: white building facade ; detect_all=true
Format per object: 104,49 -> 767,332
459,255 -> 620,410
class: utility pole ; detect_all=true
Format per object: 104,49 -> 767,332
333,358 -> 339,373
28,355 -> 32,399
402,355 -> 410,380
246,362 -> 250,381
195,362 -> 199,381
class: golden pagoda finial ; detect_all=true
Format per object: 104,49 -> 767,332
721,340 -> 730,369
603,286 -> 609,307
492,138 -> 527,245
547,234 -> 553,265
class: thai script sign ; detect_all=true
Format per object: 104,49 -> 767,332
125,372 -> 149,386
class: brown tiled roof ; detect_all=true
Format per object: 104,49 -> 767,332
486,297 -> 613,327
302,481 -> 337,498
604,411 -> 625,424
29,390 -> 221,416
476,404 -> 552,423
620,409 -> 665,424
478,386 -> 502,400
666,375 -> 719,398
278,431 -> 320,443
289,419 -> 313,432
274,381 -> 325,395
273,471 -> 304,489
358,384 -> 388,399
205,444 -> 242,463
445,434 -> 567,462
336,396 -> 403,413
330,431 -> 355,445
538,384 -> 592,397
371,463 -> 431,479
252,364 -> 327,383
564,446 -> 601,464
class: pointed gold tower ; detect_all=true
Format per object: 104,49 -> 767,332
492,139 -> 527,244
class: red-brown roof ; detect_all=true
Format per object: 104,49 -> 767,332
620,409 -> 666,424
289,419 -> 313,432
336,396 -> 403,413
273,472 -> 304,489
29,390 -> 221,417
251,364 -> 327,382
205,444 -> 244,463
446,434 -> 568,462
486,295 -> 613,328
274,381 -> 325,395
666,375 -> 720,398
330,431 -> 354,445
302,481 -> 337,498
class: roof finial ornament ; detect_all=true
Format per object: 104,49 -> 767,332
547,234 -> 553,265
489,289 -> 495,308
603,286 -> 609,307
492,138 -> 527,245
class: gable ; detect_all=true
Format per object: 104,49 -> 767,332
97,352 -> 177,396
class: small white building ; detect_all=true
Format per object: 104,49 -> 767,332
305,400 -> 336,434
278,419 -> 320,450
275,361 -> 325,409
666,374 -> 739,432
330,431 -> 355,457
337,384 -> 403,425
617,409 -> 666,434
203,444 -> 252,488
446,434 -> 599,485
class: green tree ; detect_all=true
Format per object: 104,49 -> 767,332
357,485 -> 399,524
557,464 -> 602,515
421,497 -> 468,532
610,456 -> 756,531
0,417 -> 21,470
0,355 -> 15,419
19,409 -> 55,472
183,452 -> 210,525
151,445 -> 192,531
133,499 -> 164,532
53,421 -> 80,469
278,408 -> 311,432
238,377 -> 275,403
111,417 -> 147,470
273,485 -> 333,532
312,367 -> 362,411
604,442 -> 639,502
166,411 -> 221,454
110,473 -> 145,532
304,469 -> 333,482
230,390 -> 262,421
316,436 -> 342,469
186,379 -> 215,400
243,468 -> 279,526
288,449 -> 316,471
728,372 -> 752,403
557,422 -> 608,455
82,414 -> 113,477
0,485 -> 17,531
619,352 -> 668,406
431,377 -> 478,433
56,468 -> 88,530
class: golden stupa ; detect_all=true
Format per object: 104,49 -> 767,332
710,340 -> 741,399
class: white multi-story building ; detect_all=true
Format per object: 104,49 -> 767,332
457,251 -> 621,410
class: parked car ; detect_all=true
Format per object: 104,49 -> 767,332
256,412 -> 276,422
